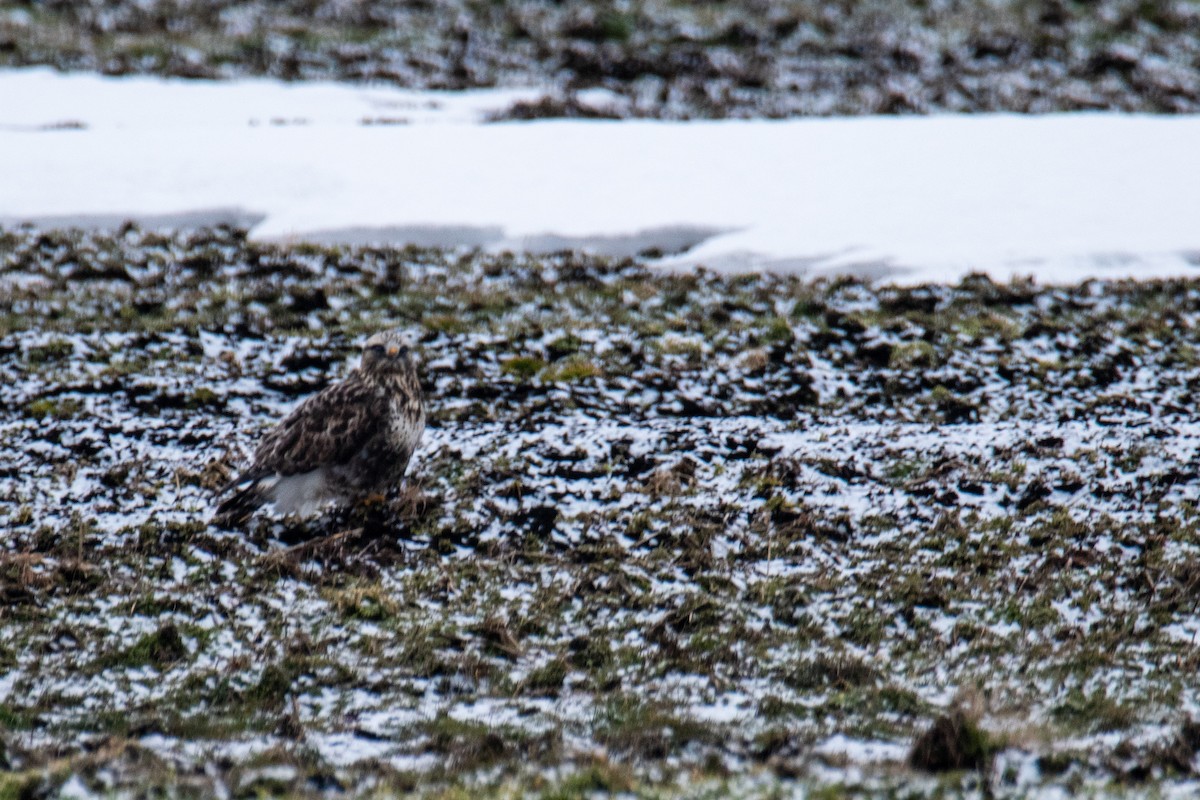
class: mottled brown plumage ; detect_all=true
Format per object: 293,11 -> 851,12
214,330 -> 425,525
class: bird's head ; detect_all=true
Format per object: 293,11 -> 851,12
360,330 -> 417,380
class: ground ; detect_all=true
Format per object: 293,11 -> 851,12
2,0 -> 1199,117
3,226 -> 1200,797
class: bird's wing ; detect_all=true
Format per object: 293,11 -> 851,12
246,372 -> 387,479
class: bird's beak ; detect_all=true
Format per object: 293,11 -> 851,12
386,344 -> 400,357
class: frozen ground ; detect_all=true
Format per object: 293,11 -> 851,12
4,228 -> 1200,796
3,68 -> 1200,286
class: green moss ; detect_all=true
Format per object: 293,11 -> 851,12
841,607 -> 888,647
187,387 -> 220,408
0,703 -> 35,731
500,355 -> 545,379
546,333 -> 582,360
759,316 -> 794,343
539,763 -> 635,799
523,659 -> 568,694
1051,687 -> 1136,734
26,397 -> 81,420
781,654 -> 877,691
594,695 -> 719,757
322,581 -> 399,622
1002,596 -> 1061,630
544,356 -> 601,382
596,11 -> 634,41
99,623 -> 188,671
0,770 -> 45,800
806,785 -> 857,800
877,685 -> 928,716
246,661 -> 298,711
25,339 -> 74,363
889,341 -> 936,369
422,715 -> 556,772
885,457 -> 928,483
425,313 -> 470,334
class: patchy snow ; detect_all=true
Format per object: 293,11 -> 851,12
8,232 -> 1200,794
812,734 -> 909,764
3,67 -> 1200,285
56,775 -> 97,800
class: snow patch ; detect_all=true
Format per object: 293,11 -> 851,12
3,68 -> 1199,285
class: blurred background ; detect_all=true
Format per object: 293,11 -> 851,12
3,0 -> 1197,117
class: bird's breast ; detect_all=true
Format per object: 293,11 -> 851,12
385,397 -> 425,453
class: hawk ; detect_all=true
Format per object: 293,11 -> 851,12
214,330 -> 425,525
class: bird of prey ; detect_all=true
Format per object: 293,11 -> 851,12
214,330 -> 425,525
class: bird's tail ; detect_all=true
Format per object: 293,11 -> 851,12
212,481 -> 266,528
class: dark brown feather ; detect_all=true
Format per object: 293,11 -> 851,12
250,371 -> 389,478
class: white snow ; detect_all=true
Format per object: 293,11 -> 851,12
2,68 -> 1199,285
812,733 -> 909,764
56,775 -> 97,800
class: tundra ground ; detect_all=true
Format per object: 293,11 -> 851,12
3,227 -> 1200,797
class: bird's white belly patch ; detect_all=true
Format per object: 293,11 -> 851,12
267,469 -> 332,517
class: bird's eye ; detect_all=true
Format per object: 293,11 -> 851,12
398,345 -> 409,357
368,344 -> 385,354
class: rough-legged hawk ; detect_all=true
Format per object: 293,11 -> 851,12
214,330 -> 425,525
